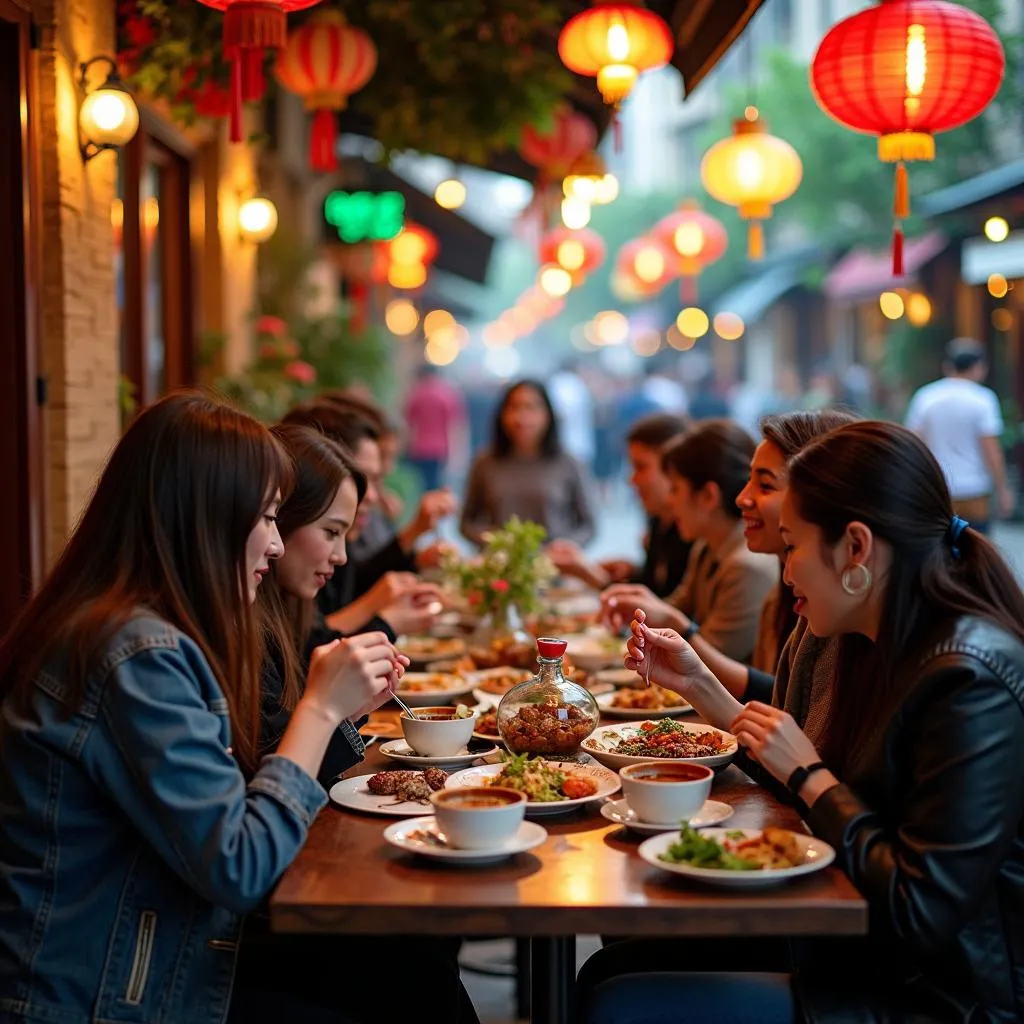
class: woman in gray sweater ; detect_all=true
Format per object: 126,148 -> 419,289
460,379 -> 595,546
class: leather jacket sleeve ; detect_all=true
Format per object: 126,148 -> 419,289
808,655 -> 1024,954
86,639 -> 327,915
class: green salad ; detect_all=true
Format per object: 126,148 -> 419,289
486,752 -> 567,802
659,826 -> 761,871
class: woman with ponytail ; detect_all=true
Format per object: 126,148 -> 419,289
594,421 -> 1024,1022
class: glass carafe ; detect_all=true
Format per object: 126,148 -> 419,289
496,637 -> 600,760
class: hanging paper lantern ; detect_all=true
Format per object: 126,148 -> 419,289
520,105 -> 597,181
614,236 -> 674,298
387,222 -> 439,291
652,200 -> 727,302
700,111 -> 802,260
274,10 -> 377,173
539,226 -> 606,278
811,0 -> 1004,275
197,0 -> 322,143
558,1 -> 673,149
562,151 -> 614,205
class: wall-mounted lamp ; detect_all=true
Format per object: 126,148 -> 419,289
238,196 -> 279,244
79,56 -> 139,162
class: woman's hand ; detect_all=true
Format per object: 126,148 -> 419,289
365,571 -> 419,613
624,608 -> 714,698
546,539 -> 587,573
415,540 -> 457,571
303,634 -> 404,724
411,488 -> 458,536
382,584 -> 445,635
601,584 -> 686,633
730,703 -> 823,784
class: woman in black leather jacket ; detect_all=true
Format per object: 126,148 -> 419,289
590,421 -> 1024,1024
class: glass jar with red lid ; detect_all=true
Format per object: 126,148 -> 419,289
496,637 -> 600,760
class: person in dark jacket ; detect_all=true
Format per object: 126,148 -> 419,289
597,421 -> 1024,1024
280,401 -> 450,639
258,424 -> 370,789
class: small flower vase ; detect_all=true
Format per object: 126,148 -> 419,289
467,601 -> 533,669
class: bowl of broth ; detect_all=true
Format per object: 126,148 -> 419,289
401,706 -> 477,758
430,787 -> 526,850
619,762 -> 713,825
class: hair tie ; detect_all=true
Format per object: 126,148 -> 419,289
947,515 -> 970,559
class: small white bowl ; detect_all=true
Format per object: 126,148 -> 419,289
619,761 -> 713,825
400,707 -> 477,758
430,787 -> 527,850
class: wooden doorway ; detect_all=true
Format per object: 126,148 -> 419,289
0,0 -> 43,627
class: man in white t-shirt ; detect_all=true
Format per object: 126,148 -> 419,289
905,337 -> 1014,534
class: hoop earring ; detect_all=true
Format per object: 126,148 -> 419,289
841,564 -> 872,596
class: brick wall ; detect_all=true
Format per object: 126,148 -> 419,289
31,0 -> 120,563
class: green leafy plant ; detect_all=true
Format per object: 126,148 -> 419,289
116,0 -> 574,160
443,516 -> 556,619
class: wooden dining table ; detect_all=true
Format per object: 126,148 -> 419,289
270,710 -> 868,1024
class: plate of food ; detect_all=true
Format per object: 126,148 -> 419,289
472,707 -> 503,744
561,632 -> 624,671
396,672 -> 475,707
467,667 -> 535,705
379,737 -> 501,769
328,768 -> 450,817
383,816 -> 548,866
596,686 -> 693,719
445,753 -> 620,816
397,636 -> 467,666
639,826 -> 835,888
581,720 -> 737,770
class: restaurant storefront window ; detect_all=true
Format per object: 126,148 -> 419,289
116,121 -> 195,412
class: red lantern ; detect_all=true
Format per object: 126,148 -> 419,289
651,201 -> 727,302
520,105 -> 597,181
558,1 -> 673,149
811,0 -> 1004,274
197,0 -> 322,142
539,226 -> 606,278
274,11 -> 377,173
615,236 -> 674,298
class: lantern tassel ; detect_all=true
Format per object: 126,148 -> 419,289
892,226 -> 905,277
613,113 -> 623,154
681,275 -> 697,305
748,221 -> 765,261
894,162 -> 910,219
229,55 -> 243,143
242,49 -> 264,103
310,109 -> 339,173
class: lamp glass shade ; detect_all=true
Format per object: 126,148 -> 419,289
238,197 -> 279,244
80,83 -> 139,149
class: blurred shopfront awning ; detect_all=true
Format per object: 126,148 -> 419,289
824,232 -> 949,301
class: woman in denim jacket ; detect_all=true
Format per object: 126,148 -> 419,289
0,393 -> 404,1024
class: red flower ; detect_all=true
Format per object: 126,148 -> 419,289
283,360 -> 317,385
123,15 -> 156,48
467,591 -> 483,607
191,78 -> 232,119
491,579 -> 510,593
256,315 -> 288,337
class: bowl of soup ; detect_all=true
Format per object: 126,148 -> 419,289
400,706 -> 477,758
619,761 -> 713,825
430,787 -> 526,850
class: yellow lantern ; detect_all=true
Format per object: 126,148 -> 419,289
700,110 -> 802,260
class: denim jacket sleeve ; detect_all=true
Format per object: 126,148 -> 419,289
84,638 -> 328,915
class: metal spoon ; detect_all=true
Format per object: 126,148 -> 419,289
392,692 -> 420,720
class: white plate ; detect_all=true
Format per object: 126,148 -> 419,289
445,761 -> 620,816
329,774 -> 447,817
380,738 -> 500,768
581,721 -> 737,770
395,672 -> 476,707
639,828 -> 836,888
600,798 -> 734,835
561,632 -> 624,671
396,637 -> 467,665
465,667 -> 534,701
593,668 -> 645,688
383,816 -> 547,865
596,690 -> 693,719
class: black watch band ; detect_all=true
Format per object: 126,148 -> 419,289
681,620 -> 700,641
786,761 -> 828,798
